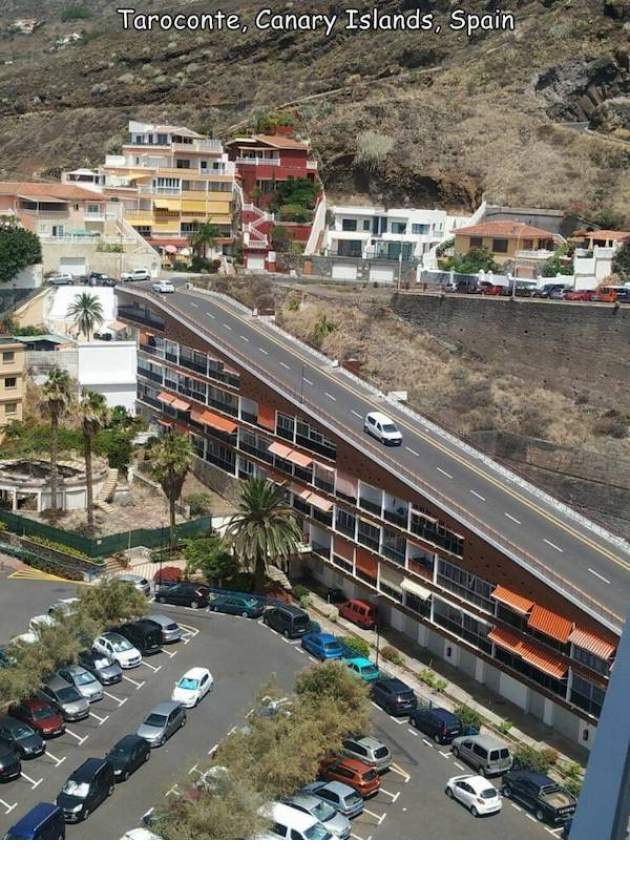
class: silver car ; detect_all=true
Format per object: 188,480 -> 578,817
342,735 -> 392,773
137,701 -> 186,747
143,614 -> 182,644
286,792 -> 351,838
117,574 -> 152,597
303,780 -> 364,818
56,665 -> 104,703
39,676 -> 89,721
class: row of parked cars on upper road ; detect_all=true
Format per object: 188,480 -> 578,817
445,280 -> 630,302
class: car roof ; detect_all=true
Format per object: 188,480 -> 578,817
144,613 -> 178,627
0,715 -> 23,729
112,734 -> 145,751
457,775 -> 495,791
45,674 -> 72,690
69,757 -> 109,780
118,573 -> 146,582
513,769 -> 554,786
379,677 -> 412,691
349,735 -> 385,750
149,701 -> 180,715
326,754 -> 373,773
59,664 -> 87,675
430,707 -> 460,723
366,411 -> 394,423
180,667 -> 209,680
455,733 -> 508,750
8,803 -> 60,833
266,801 -> 316,829
347,657 -> 374,667
310,779 -> 356,798
100,631 -> 126,641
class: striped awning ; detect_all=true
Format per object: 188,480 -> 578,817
157,391 -> 176,404
488,626 -> 523,654
491,585 -> 534,614
191,408 -> 237,434
528,605 -> 573,644
285,449 -> 313,468
569,627 -> 615,661
308,493 -> 333,513
169,398 -> 191,412
268,441 -> 293,459
519,642 -> 568,680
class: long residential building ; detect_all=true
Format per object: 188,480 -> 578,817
116,281 -> 629,751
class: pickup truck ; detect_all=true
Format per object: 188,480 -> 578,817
121,268 -> 151,282
502,768 -> 576,824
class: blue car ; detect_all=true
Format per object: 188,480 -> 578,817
302,632 -> 345,660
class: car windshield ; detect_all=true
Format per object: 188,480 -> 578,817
63,780 -> 89,798
481,788 -> 498,799
57,687 -> 80,702
178,678 -> 199,691
145,713 -> 167,727
93,658 -> 109,670
382,423 -> 397,432
363,770 -> 377,782
12,725 -> 33,739
109,636 -> 132,652
75,672 -> 95,685
32,706 -> 55,720
363,665 -> 379,676
310,801 -> 335,823
304,822 -> 332,840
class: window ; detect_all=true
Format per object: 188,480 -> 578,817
277,413 -> 295,441
437,560 -> 494,612
469,237 -> 483,249
570,674 -> 605,717
410,514 -> 463,556
341,218 -> 357,232
2,351 -> 15,363
433,599 -> 491,653
492,238 -> 509,253
412,223 -> 430,235
379,581 -> 403,604
272,823 -> 287,837
391,222 -> 407,234
571,646 -> 609,676
362,220 -> 371,231
4,402 -> 17,415
4,377 -> 16,389
358,519 -> 380,551
522,239 -> 534,250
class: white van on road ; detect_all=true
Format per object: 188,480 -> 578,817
363,411 -> 403,446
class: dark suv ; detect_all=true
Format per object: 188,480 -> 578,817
409,707 -> 463,744
154,582 -> 209,609
263,604 -> 311,639
371,678 -> 418,716
56,758 -> 115,823
117,620 -> 162,656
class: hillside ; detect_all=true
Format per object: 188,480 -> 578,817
0,0 -> 629,216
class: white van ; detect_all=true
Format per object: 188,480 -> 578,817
260,801 -> 337,840
363,411 -> 403,446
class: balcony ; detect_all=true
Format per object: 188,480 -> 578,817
383,508 -> 408,529
408,558 -> 434,581
313,475 -> 334,495
240,410 -> 258,426
312,542 -> 331,558
236,157 -> 281,166
118,306 -> 165,331
312,508 -> 333,528
239,441 -> 273,463
380,544 -> 405,566
138,366 -> 163,385
295,434 -> 336,461
359,497 -> 381,517
357,531 -> 379,552
207,396 -> 238,417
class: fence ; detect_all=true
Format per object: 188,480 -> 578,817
0,510 -> 212,559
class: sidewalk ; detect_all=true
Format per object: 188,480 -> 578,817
307,593 -> 588,770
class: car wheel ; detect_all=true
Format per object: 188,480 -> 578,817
283,629 -> 290,638
144,752 -> 150,763
108,784 -> 114,796
445,787 -> 453,798
241,611 -> 249,617
122,770 -> 129,782
82,808 -> 90,821
480,766 -> 488,778
157,596 -> 165,604
159,736 -> 166,747
190,601 -> 199,610
452,745 -> 460,758
536,809 -> 545,822
502,786 -> 512,798
470,805 -> 479,817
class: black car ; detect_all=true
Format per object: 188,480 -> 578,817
502,768 -> 577,825
77,649 -> 123,685
106,735 -> 151,781
0,739 -> 22,781
263,603 -> 311,638
56,758 -> 115,823
117,620 -> 162,656
371,678 -> 418,716
0,715 -> 45,759
208,592 -> 265,619
88,272 -> 117,286
409,707 -> 463,744
154,582 -> 210,609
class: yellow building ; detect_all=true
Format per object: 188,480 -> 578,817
0,338 -> 25,436
454,220 -> 560,266
99,121 -> 236,251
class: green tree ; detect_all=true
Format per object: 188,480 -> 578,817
41,368 -> 75,513
271,225 -> 290,253
78,389 -> 109,535
295,660 -> 371,737
151,779 -> 267,840
189,223 -> 221,260
0,222 -> 41,283
183,535 -> 236,585
66,291 -> 104,341
151,432 -> 193,545
226,478 -> 302,594
451,247 -> 500,274
97,428 -> 133,477
75,577 -> 148,630
612,241 -> 630,279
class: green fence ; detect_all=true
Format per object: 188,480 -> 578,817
0,510 -> 212,559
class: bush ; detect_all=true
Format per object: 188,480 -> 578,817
513,745 -> 558,773
593,409 -> 628,439
0,223 -> 42,283
290,583 -> 310,607
419,668 -> 447,692
184,492 -> 213,516
341,635 -> 371,658
27,535 -> 102,564
498,719 -> 513,735
61,5 -> 91,21
381,645 -> 403,665
354,130 -> 394,171
455,704 -> 483,730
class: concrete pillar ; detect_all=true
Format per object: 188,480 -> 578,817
474,656 -> 485,684
543,697 -> 554,727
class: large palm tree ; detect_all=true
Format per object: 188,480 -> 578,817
41,368 -> 74,513
152,432 -> 193,545
66,291 -> 104,341
226,478 -> 302,594
189,222 -> 220,261
78,389 -> 109,536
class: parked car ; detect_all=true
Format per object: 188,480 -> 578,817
445,775 -> 502,817
39,675 -> 89,721
409,707 -> 463,744
301,632 -> 345,660
451,734 -> 512,776
93,632 -> 141,669
0,739 -> 22,781
263,604 -> 312,639
363,411 -> 403,446
318,755 -> 381,798
56,664 -> 104,703
371,677 -> 418,716
5,803 -> 65,840
142,613 -> 182,644
261,801 -> 336,840
47,272 -> 74,286
88,272 -> 116,287
617,287 -> 630,303
120,827 -> 162,840
564,289 -> 594,301
549,288 -> 567,300
117,620 -> 162,656
10,697 -> 65,738
302,780 -> 364,818
152,566 -> 183,593
479,283 -> 505,297
154,582 -> 210,609
121,268 -> 151,282
116,573 -> 152,597
56,758 -> 115,822
107,735 -> 151,781
338,598 -> 376,629
137,701 -> 186,747
285,792 -> 351,838
502,768 -> 577,824
47,598 -> 79,618
0,715 -> 45,759
592,286 -> 619,303
208,592 -> 265,618
171,667 -> 213,708
152,280 -> 175,294
77,650 -> 122,686
345,657 -> 380,683
342,735 -> 391,773
538,284 -> 567,299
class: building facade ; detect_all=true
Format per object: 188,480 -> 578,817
454,220 -> 562,268
118,288 -> 619,750
0,337 -> 26,436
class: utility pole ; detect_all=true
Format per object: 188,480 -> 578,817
375,613 -> 381,669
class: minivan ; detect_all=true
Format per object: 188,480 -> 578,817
117,620 -> 162,656
261,801 -> 336,840
450,734 -> 513,776
371,677 -> 418,716
338,599 -> 376,629
56,758 -> 115,822
363,411 -> 403,446
263,604 -> 312,639
409,707 -> 463,744
5,803 -> 65,840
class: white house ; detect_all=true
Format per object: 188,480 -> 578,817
571,229 -> 630,291
77,341 -> 137,414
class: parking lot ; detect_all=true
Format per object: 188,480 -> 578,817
0,576 -> 555,839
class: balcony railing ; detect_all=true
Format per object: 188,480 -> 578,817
236,157 -> 281,166
312,508 -> 333,527
408,559 -> 434,581
383,508 -> 408,529
359,497 -> 381,517
313,476 -> 334,494
138,366 -> 163,384
312,542 -> 331,558
357,531 -> 379,552
238,441 -> 273,463
118,306 -> 165,331
380,544 -> 405,566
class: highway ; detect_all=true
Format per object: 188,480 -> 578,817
119,281 -> 630,630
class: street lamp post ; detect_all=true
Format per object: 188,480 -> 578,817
375,613 -> 381,669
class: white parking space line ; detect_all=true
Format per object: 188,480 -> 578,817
389,762 -> 411,783
588,567 -> 611,584
505,512 -> 521,524
405,447 -> 420,456
436,467 -> 453,479
325,392 -> 336,401
526,813 -> 537,822
280,361 -> 291,370
371,702 -> 382,712
470,489 -> 486,501
188,763 -> 202,776
89,711 -> 109,725
206,312 -> 214,319
140,660 -> 162,673
179,624 -> 199,637
208,743 -> 219,757
543,538 -> 564,553
546,827 -> 562,839
223,323 -> 232,330
122,674 -> 145,688
259,347 -> 269,355
295,647 -> 305,654
304,377 -> 313,385
351,410 -> 363,419
422,738 -> 432,747
161,648 -> 178,658
453,761 -> 465,771
103,690 -> 127,706
240,335 -> 249,342
165,784 -> 181,798
65,729 -> 88,745
45,750 -> 66,767
390,716 -> 406,725
0,798 -> 17,815
439,751 -> 452,758
379,788 -> 400,802
407,728 -> 418,736
349,832 -> 364,840
20,772 -> 43,790
510,802 -> 522,811
363,808 -> 386,824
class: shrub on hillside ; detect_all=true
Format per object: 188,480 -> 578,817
354,130 -> 394,171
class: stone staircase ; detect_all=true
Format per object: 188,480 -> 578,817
97,468 -> 118,514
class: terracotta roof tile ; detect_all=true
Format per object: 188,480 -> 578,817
0,180 -> 104,201
455,219 -> 560,240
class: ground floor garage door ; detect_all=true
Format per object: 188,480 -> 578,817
332,263 -> 358,281
246,254 -> 265,271
369,265 -> 395,284
59,256 -> 87,277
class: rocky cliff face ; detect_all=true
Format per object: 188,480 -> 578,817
0,0 -> 629,215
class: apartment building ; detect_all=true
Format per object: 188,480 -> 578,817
0,338 -> 26,435
99,121 -> 236,252
118,288 -> 618,750
0,181 -> 107,240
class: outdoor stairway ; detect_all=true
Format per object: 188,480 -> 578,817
97,468 -> 118,513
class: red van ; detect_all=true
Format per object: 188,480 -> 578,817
339,599 -> 376,629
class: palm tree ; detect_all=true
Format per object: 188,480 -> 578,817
189,223 -> 220,261
78,389 -> 109,536
226,478 -> 302,594
66,291 -> 104,341
41,368 -> 74,513
152,432 -> 193,546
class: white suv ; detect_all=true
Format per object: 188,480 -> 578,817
121,268 -> 151,282
363,411 -> 403,446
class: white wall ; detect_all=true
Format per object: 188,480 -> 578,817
0,262 -> 42,291
46,285 -> 117,336
77,340 -> 137,413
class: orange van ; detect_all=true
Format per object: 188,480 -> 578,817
338,599 -> 377,629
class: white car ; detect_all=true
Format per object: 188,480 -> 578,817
260,801 -> 338,840
152,280 -> 175,294
121,268 -> 151,282
93,632 -> 142,669
29,614 -> 57,632
363,411 -> 403,446
121,828 -> 162,840
171,667 -> 213,708
445,775 -> 502,817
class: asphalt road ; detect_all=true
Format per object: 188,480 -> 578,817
0,577 -> 552,840
120,280 -> 630,628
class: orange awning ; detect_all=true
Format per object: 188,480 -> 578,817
569,627 -> 615,661
285,449 -> 313,468
491,585 -> 534,614
488,626 -> 523,654
170,398 -> 191,412
519,642 -> 568,680
158,417 -> 175,427
191,408 -> 237,434
268,441 -> 293,459
355,547 -> 378,579
258,402 -> 276,431
334,535 -> 355,562
308,493 -> 333,513
528,605 -> 573,644
158,391 -> 176,404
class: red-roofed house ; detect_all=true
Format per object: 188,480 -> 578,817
454,219 -> 561,266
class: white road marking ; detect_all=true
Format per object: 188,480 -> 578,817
349,832 -> 364,840
351,410 -> 363,419
422,738 -> 432,747
505,512 -> 521,524
89,711 -> 109,725
405,447 -> 420,456
304,377 -> 313,385
140,660 -> 162,673
161,648 -> 178,659
389,762 -> 411,783
436,467 -> 453,479
179,624 -> 199,637
470,489 -> 486,501
325,392 -> 336,401
240,335 -> 249,342
65,729 -> 88,745
280,362 -> 291,370
407,728 -> 418,737
453,761 -> 465,771
543,538 -> 564,553
379,788 -> 400,802
371,702 -> 382,711
165,784 -> 181,798
188,763 -> 202,776
510,802 -> 521,811
281,636 -> 291,644
526,813 -> 537,822
588,568 -> 611,584
20,772 -> 43,790
122,675 -> 145,689
389,716 -> 406,725
45,750 -> 66,767
223,323 -> 232,330
208,743 -> 219,757
206,312 -> 214,318
295,647 -> 305,654
103,690 -> 127,706
363,808 -> 386,824
143,807 -> 154,820
439,751 -> 452,758
0,798 -> 17,815
259,347 -> 269,355
546,827 -> 562,839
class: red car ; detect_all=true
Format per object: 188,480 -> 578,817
564,290 -> 593,301
319,755 -> 381,798
479,284 -> 505,297
10,697 -> 65,738
339,598 -> 377,629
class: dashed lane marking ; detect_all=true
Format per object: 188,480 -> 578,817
453,761 -> 465,771
122,675 -> 145,689
588,568 -> 611,585
349,832 -> 364,840
206,312 -> 214,318
405,447 -> 420,456
89,711 -> 109,725
510,802 -> 521,811
280,362 -> 291,370
526,813 -> 537,822
0,798 -> 17,815
407,728 -> 418,737
45,750 -> 66,767
102,690 -> 127,706
371,702 -> 382,711
439,751 -> 452,758
543,538 -> 564,553
189,763 -> 202,776
390,716 -> 406,725
20,772 -> 43,790
240,335 -> 249,342
351,410 -> 363,419
436,467 -> 453,479
223,323 -> 232,330
259,347 -> 269,355
295,647 -> 305,654
505,513 -> 521,525
65,729 -> 88,745
546,827 -> 562,839
303,377 -> 313,385
325,392 -> 336,401
179,623 -> 199,637
470,489 -> 486,502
